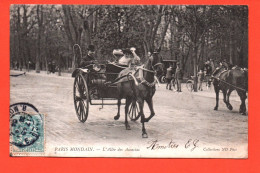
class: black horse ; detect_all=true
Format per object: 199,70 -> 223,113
212,66 -> 248,115
114,51 -> 162,138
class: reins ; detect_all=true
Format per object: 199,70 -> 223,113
212,69 -> 247,92
106,54 -> 162,87
106,65 -> 159,87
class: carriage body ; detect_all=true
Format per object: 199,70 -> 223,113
72,62 -> 140,122
72,63 -> 126,101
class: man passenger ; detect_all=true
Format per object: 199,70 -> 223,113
80,45 -> 95,67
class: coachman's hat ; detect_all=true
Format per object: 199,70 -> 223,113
88,45 -> 95,52
153,47 -> 161,54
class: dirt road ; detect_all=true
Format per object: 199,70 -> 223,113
10,71 -> 248,158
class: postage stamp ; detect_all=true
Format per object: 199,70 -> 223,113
10,103 -> 45,156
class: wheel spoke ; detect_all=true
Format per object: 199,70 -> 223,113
76,102 -> 80,113
80,102 -> 84,121
128,103 -> 133,115
80,101 -> 85,121
81,100 -> 87,116
132,105 -> 135,118
75,82 -> 80,93
79,101 -> 83,121
75,96 -> 81,102
136,104 -> 139,113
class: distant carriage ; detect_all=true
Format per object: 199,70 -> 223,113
157,59 -> 177,83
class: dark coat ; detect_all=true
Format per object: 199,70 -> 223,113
204,64 -> 212,75
175,67 -> 183,80
80,54 -> 95,67
166,67 -> 173,79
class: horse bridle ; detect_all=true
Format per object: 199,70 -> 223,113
147,54 -> 163,73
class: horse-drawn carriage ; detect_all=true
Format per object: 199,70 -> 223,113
72,62 -> 140,123
72,47 -> 163,138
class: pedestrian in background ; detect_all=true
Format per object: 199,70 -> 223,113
198,69 -> 204,91
175,62 -> 183,92
204,60 -> 212,89
166,65 -> 173,90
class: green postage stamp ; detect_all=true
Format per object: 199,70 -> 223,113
10,103 -> 45,156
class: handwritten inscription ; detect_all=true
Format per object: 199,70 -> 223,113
147,139 -> 199,151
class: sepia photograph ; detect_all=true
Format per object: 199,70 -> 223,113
9,5 -> 248,158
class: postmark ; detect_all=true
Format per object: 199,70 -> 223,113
10,102 -> 45,156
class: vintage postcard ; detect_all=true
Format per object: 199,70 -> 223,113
10,5 -> 248,158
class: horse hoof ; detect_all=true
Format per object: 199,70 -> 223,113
228,105 -> 233,110
125,125 -> 131,130
114,115 -> 120,120
144,118 -> 149,123
214,107 -> 218,111
241,112 -> 246,116
142,133 -> 148,138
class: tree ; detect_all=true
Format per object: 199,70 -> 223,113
36,5 -> 44,73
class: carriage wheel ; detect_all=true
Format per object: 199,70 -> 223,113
73,73 -> 89,123
186,80 -> 194,92
160,76 -> 166,83
128,101 -> 141,121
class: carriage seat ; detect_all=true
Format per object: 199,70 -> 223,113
105,63 -> 128,82
91,79 -> 107,86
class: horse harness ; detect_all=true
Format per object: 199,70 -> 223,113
134,64 -> 161,88
212,68 -> 247,92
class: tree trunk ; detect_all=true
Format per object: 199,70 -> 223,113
193,44 -> 198,92
16,6 -> 23,71
36,5 -> 43,73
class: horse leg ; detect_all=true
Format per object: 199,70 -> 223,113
125,97 -> 131,130
226,89 -> 233,110
222,89 -> 230,110
144,97 -> 155,122
137,98 -> 148,138
214,86 -> 220,110
114,98 -> 121,120
237,91 -> 247,115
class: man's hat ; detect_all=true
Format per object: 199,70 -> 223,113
176,62 -> 180,65
153,47 -> 161,54
88,45 -> 95,52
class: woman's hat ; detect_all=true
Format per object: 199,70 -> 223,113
122,48 -> 133,55
113,49 -> 124,56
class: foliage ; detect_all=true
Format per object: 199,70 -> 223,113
10,5 -> 248,74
